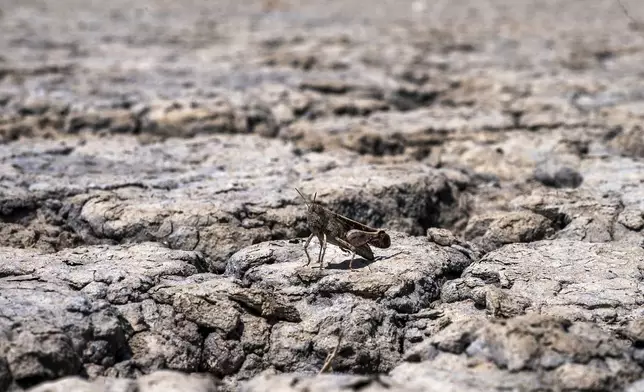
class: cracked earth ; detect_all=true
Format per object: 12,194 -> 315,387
1,0 -> 644,391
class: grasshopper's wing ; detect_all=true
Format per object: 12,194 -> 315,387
327,208 -> 379,233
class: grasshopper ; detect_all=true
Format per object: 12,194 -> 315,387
295,188 -> 391,270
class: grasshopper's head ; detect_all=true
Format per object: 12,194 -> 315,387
295,188 -> 325,217
295,188 -> 318,210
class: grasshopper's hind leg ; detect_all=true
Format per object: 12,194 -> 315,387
349,252 -> 372,272
304,234 -> 314,266
318,233 -> 328,270
334,237 -> 373,272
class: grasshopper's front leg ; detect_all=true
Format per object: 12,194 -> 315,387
318,233 -> 328,270
304,234 -> 314,266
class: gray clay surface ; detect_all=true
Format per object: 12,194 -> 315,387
1,0 -> 644,391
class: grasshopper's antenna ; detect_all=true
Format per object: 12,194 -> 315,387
295,188 -> 310,207
313,192 -> 317,202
